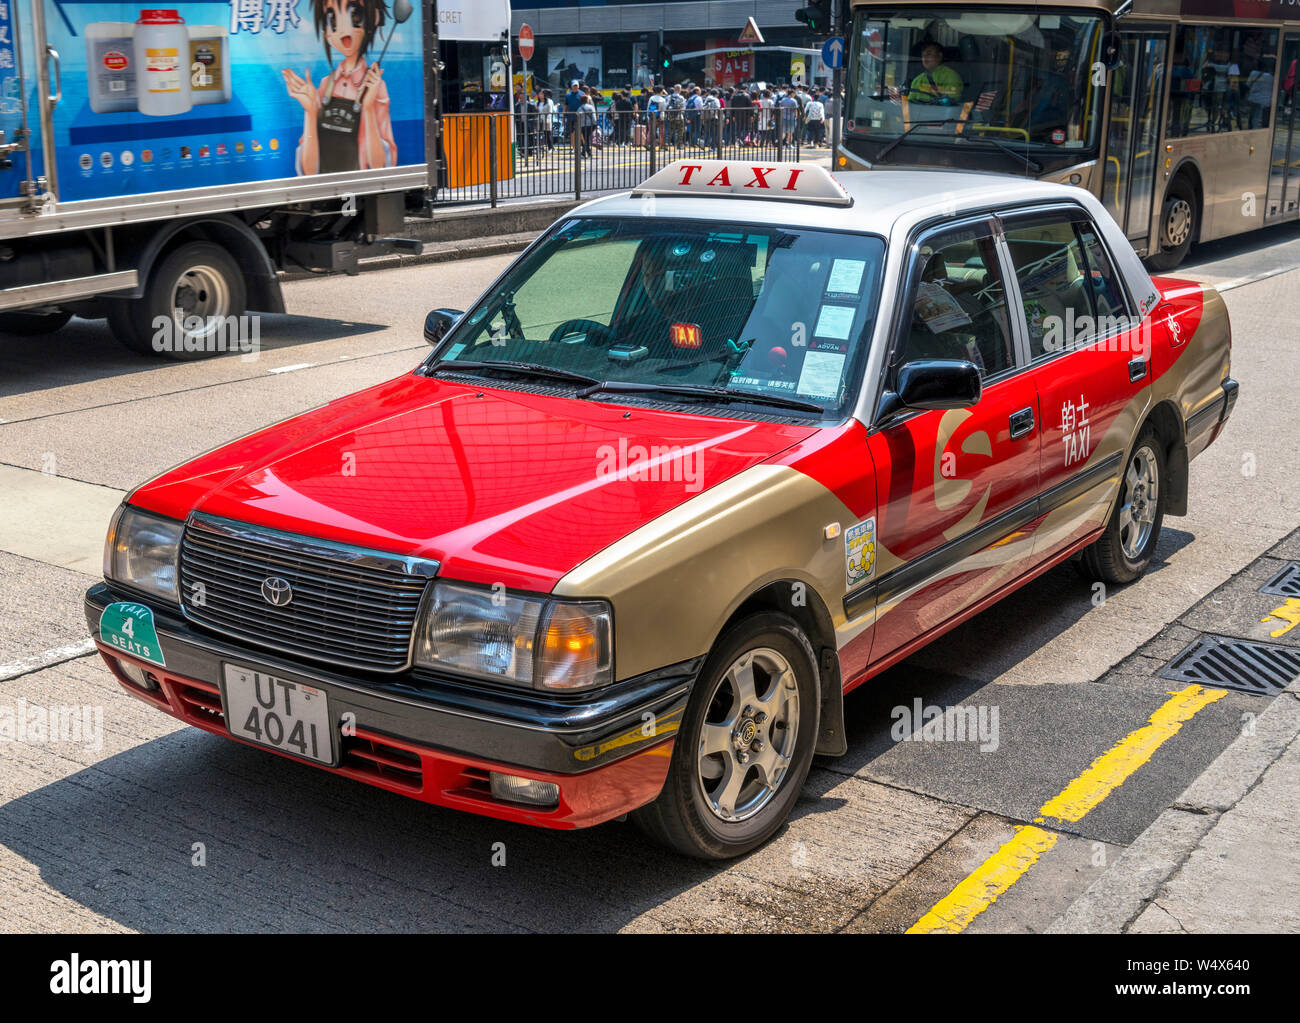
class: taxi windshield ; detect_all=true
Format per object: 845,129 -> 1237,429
425,217 -> 886,417
847,8 -> 1105,154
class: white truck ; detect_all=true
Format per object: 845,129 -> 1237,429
0,0 -> 504,358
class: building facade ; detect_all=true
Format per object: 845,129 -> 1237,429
443,1 -> 831,110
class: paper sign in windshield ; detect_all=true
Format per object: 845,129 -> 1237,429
814,304 -> 856,340
826,258 -> 866,297
796,349 -> 845,399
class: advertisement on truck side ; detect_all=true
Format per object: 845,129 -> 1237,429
19,0 -> 426,202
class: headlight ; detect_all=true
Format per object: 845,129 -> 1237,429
414,581 -> 613,692
104,504 -> 183,603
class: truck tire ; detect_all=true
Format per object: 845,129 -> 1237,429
1147,177 -> 1197,272
108,242 -> 247,360
631,612 -> 820,860
0,310 -> 73,335
1079,426 -> 1166,585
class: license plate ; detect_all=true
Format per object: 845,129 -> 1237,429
221,664 -> 335,766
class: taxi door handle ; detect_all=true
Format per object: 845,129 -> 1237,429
1129,357 -> 1148,383
1009,407 -> 1035,440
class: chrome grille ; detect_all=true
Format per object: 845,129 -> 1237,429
179,514 -> 437,673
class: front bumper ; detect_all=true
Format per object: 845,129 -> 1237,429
86,583 -> 696,828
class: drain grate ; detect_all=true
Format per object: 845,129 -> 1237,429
1260,562 -> 1300,599
1159,635 -> 1300,696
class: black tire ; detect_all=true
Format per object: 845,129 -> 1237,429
1146,177 -> 1198,272
632,612 -> 820,860
107,241 -> 247,360
0,309 -> 73,335
1080,425 -> 1166,585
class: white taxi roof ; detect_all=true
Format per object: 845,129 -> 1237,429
582,162 -> 1089,237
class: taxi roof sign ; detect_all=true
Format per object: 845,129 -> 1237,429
632,161 -> 853,207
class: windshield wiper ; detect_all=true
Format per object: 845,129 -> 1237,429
874,117 -> 966,162
579,380 -> 826,415
427,360 -> 602,388
956,133 -> 1042,173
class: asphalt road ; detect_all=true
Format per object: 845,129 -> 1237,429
0,221 -> 1297,933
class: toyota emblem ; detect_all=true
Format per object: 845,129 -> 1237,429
261,576 -> 293,607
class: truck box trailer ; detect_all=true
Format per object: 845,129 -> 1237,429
0,0 -> 476,357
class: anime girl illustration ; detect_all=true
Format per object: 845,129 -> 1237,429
282,0 -> 398,174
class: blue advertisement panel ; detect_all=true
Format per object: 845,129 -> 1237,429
43,0 -> 425,201
1,0 -> 47,200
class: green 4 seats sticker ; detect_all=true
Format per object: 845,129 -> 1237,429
99,602 -> 166,667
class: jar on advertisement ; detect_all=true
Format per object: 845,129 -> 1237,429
133,9 -> 191,116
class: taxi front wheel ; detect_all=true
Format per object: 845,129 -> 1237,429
1080,426 -> 1166,585
632,612 -> 819,860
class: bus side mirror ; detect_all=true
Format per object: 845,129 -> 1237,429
1102,30 -> 1124,71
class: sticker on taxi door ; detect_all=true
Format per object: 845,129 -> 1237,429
845,518 -> 877,589
99,602 -> 166,667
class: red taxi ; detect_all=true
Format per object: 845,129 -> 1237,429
87,162 -> 1237,858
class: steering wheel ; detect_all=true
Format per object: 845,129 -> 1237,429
548,319 -> 616,347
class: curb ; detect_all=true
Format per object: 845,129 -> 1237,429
1047,676 -> 1300,933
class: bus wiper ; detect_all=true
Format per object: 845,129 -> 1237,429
958,133 -> 1042,173
874,117 -> 966,162
579,380 -> 826,414
428,360 -> 602,387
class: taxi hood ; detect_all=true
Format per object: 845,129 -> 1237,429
130,373 -> 816,591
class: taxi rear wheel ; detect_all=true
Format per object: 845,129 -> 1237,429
632,612 -> 819,860
1080,426 -> 1166,585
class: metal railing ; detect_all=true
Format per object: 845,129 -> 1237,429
434,107 -> 832,207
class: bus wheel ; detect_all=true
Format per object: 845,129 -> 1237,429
0,309 -> 73,335
1147,178 -> 1197,271
107,242 -> 247,360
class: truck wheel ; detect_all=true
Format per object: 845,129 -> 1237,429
1147,178 -> 1197,271
108,242 -> 247,359
632,612 -> 819,860
0,310 -> 73,335
1080,426 -> 1166,585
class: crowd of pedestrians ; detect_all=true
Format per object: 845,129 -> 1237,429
512,79 -> 838,158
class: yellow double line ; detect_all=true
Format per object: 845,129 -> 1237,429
906,683 -> 1226,934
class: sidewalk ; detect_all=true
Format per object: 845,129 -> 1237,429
1050,673 -> 1300,932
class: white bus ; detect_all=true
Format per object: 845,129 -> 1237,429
842,0 -> 1300,268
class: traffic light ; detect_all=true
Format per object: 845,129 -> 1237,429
795,1 -> 832,35
659,45 -> 673,69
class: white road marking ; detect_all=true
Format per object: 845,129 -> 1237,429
0,638 -> 97,683
1211,264 -> 1300,292
268,362 -> 314,374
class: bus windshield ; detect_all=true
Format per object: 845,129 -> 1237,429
847,8 -> 1107,155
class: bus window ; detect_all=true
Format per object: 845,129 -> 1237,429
1168,26 -> 1279,137
847,9 -> 1106,164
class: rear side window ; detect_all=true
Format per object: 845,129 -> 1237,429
1075,224 -> 1130,324
1004,216 -> 1126,358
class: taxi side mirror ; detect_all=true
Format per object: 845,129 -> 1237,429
424,308 -> 464,346
878,359 -> 982,421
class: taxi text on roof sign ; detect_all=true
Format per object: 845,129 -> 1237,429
634,160 -> 854,207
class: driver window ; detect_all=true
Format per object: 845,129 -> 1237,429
895,224 -> 1014,379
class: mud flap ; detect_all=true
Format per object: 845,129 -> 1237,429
1165,438 -> 1189,517
815,647 -> 847,756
